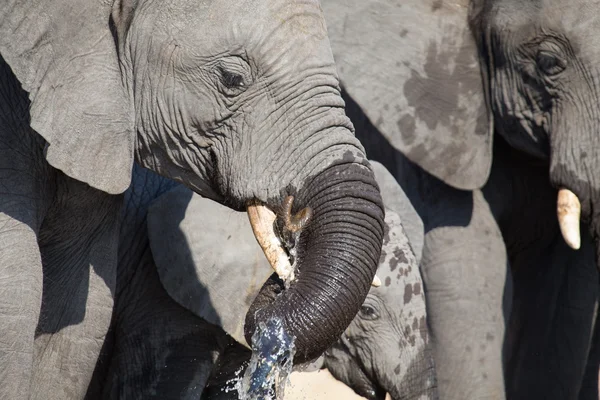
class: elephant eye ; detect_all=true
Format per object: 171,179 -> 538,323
536,50 -> 566,76
219,67 -> 245,89
359,305 -> 379,321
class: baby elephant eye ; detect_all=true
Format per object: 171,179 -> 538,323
219,67 -> 245,89
359,305 -> 379,321
536,50 -> 566,76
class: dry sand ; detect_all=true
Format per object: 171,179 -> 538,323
284,370 -> 367,400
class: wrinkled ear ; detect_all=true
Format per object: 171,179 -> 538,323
147,186 -> 273,347
370,161 -> 424,264
321,0 -> 493,190
111,0 -> 139,55
0,0 -> 135,194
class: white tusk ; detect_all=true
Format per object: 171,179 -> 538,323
557,188 -> 581,250
247,201 -> 295,282
371,275 -> 382,287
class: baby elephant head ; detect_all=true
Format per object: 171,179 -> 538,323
324,206 -> 437,400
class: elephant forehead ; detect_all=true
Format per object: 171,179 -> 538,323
150,0 -> 331,67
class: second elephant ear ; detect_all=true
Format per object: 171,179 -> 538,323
0,0 -> 134,194
321,0 -> 493,190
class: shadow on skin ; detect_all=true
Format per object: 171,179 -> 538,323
85,165 -> 232,398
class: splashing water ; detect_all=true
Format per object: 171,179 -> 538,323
235,317 -> 296,400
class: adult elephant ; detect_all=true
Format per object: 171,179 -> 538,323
0,0 -> 385,398
87,162 -> 435,399
320,0 -> 600,399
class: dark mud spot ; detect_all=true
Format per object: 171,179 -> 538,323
397,114 -> 416,144
404,283 -> 414,304
383,221 -> 391,245
413,282 -> 421,295
400,25 -> 486,180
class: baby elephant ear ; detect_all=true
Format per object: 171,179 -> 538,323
322,0 -> 493,190
147,186 -> 274,347
0,0 -> 134,194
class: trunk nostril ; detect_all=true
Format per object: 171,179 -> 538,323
281,195 -> 313,234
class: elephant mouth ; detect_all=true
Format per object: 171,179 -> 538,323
246,196 -> 382,286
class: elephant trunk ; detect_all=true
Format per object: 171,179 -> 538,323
244,161 -> 385,363
549,102 -> 600,268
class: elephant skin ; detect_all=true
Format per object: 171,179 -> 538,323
0,0 -> 387,397
319,1 -> 600,399
88,162 -> 437,399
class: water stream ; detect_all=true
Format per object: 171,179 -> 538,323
232,317 -> 296,400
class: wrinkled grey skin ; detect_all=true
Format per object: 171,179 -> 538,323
320,0 -> 600,399
0,0 -> 385,398
86,163 -> 436,399
323,164 -> 437,400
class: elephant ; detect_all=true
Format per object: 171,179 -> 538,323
321,162 -> 437,400
86,162 -> 437,399
318,0 -> 600,399
0,0 -> 386,398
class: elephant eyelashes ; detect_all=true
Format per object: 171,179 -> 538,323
536,51 -> 566,76
220,68 -> 245,89
215,56 -> 252,94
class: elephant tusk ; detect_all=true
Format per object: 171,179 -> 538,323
282,195 -> 313,233
557,188 -> 581,250
371,275 -> 382,287
247,200 -> 295,282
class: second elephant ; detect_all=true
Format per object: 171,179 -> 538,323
320,0 -> 600,399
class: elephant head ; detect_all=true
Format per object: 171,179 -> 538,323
146,161 -> 437,399
319,0 -> 600,261
0,0 -> 384,362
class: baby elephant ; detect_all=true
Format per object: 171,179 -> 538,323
89,162 -> 437,399
322,164 -> 437,400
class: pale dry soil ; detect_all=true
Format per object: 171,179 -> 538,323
284,369 -> 391,399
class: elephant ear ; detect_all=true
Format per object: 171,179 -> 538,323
147,186 -> 273,347
0,0 -> 134,194
321,0 -> 493,190
370,161 -> 424,265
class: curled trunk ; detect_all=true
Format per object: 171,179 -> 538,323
245,161 -> 385,363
